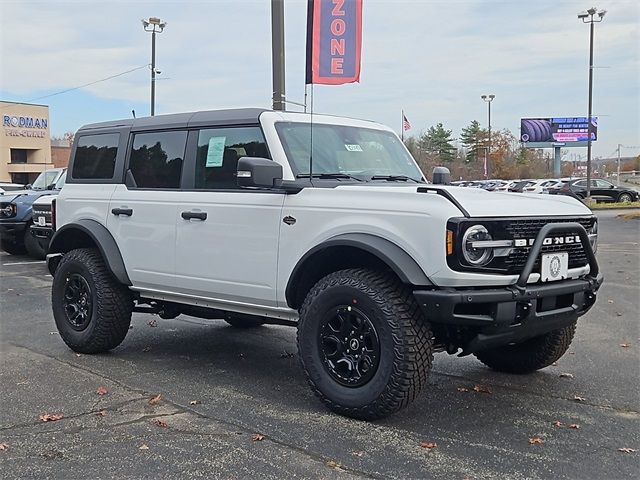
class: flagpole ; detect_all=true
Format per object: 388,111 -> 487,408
401,109 -> 404,142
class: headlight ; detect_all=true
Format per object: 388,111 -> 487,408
462,224 -> 494,266
1,204 -> 16,218
589,219 -> 598,254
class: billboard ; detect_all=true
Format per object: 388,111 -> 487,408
520,117 -> 598,148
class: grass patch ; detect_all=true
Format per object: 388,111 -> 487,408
589,201 -> 640,210
618,212 -> 640,220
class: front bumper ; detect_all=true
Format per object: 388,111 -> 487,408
0,221 -> 27,238
414,221 -> 603,353
30,226 -> 53,239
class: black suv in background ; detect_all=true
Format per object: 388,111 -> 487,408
556,178 -> 639,203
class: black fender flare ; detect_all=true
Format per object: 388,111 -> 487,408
48,219 -> 131,285
285,233 -> 432,308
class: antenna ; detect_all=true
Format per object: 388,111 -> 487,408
309,83 -> 314,183
132,109 -> 136,118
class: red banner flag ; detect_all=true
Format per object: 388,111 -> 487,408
306,0 -> 363,85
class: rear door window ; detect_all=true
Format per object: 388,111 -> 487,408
72,134 -> 120,179
128,131 -> 187,189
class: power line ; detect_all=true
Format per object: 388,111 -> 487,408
25,64 -> 150,103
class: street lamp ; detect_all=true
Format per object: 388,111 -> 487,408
578,7 -> 606,199
142,17 -> 167,116
481,94 -> 495,179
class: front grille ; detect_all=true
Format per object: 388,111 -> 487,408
503,217 -> 594,274
32,205 -> 52,226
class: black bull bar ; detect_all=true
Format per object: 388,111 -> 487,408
413,222 -> 604,353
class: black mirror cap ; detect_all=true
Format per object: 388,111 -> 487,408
432,166 -> 451,185
237,157 -> 283,189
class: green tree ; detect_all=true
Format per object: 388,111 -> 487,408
460,120 -> 487,163
418,123 -> 456,163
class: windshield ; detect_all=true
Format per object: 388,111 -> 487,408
31,170 -> 60,190
54,171 -> 67,190
275,122 -> 424,182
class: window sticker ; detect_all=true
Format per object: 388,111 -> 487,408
206,136 -> 226,167
345,144 -> 363,152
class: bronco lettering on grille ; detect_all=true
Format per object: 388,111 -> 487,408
514,235 -> 581,247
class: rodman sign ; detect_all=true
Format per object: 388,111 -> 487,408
306,0 -> 363,85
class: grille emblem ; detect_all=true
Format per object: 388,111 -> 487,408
514,235 -> 580,247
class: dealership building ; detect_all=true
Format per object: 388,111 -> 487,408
0,101 -> 67,184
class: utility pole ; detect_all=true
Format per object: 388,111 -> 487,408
617,143 -> 621,185
481,94 -> 495,179
142,17 -> 167,116
578,7 -> 606,198
271,0 -> 286,111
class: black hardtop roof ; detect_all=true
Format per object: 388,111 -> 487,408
77,108 -> 270,133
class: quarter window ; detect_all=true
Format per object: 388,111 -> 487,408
129,131 -> 187,189
72,133 -> 119,179
195,127 -> 269,190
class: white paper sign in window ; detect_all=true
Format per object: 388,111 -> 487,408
206,136 -> 226,167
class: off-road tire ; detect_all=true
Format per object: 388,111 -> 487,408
24,224 -> 47,259
474,322 -> 577,374
1,237 -> 26,255
618,193 -> 632,203
52,248 -> 133,353
297,268 -> 433,420
224,314 -> 265,328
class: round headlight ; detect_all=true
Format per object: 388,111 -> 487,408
462,225 -> 494,266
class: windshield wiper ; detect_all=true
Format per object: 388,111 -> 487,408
296,173 -> 364,182
370,175 -> 422,183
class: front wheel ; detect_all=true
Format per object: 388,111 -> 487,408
297,269 -> 433,420
618,193 -> 633,203
52,248 -> 133,353
474,322 -> 576,374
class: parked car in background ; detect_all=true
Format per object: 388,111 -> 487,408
29,171 -> 67,257
557,178 -> 639,203
522,179 -> 559,194
0,168 -> 66,258
496,180 -> 518,191
509,180 -> 535,192
0,183 -> 27,194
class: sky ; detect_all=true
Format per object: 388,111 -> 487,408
1,0 -> 638,160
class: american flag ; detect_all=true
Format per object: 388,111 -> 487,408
402,113 -> 411,131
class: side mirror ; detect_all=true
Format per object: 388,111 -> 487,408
46,184 -> 55,190
432,166 -> 451,185
237,157 -> 283,188
25,184 -> 32,190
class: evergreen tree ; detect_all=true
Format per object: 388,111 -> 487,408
418,123 -> 456,163
460,120 -> 488,163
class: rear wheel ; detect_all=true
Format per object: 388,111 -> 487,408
297,268 -> 433,420
474,322 -> 576,374
52,248 -> 133,353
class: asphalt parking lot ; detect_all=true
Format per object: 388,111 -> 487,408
1,210 -> 638,479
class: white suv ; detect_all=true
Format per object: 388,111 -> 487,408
47,109 -> 602,419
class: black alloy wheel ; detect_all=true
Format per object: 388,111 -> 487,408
319,305 -> 380,387
63,273 -> 93,331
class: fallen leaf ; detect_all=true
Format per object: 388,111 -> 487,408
528,437 -> 544,445
251,434 -> 265,442
326,460 -> 343,470
0,443 -> 8,451
607,299 -> 614,303
147,319 -> 157,328
189,400 -> 201,405
472,385 -> 492,394
96,386 -> 108,396
420,442 -> 438,449
559,373 -> 574,378
568,424 -> 580,429
352,451 -> 365,457
569,352 -> 575,355
616,312 -> 623,317
95,410 -> 107,417
553,421 -> 563,427
148,394 -> 162,405
620,343 -> 631,348
618,448 -> 637,453
39,413 -> 64,422
75,353 -> 81,357
457,387 -> 470,392
551,362 -> 559,366
153,419 -> 168,428
139,444 -> 149,450
573,395 -> 586,402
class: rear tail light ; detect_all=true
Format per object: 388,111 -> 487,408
51,198 -> 56,231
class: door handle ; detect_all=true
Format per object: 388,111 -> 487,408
181,210 -> 207,221
111,207 -> 133,216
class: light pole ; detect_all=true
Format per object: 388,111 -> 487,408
578,7 -> 606,199
481,94 -> 495,178
142,17 -> 166,116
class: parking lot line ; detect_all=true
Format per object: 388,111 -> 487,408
3,260 -> 46,266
